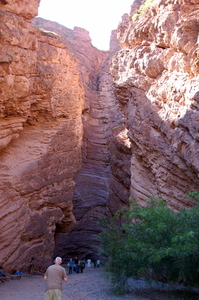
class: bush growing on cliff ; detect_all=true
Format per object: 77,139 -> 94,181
98,193 -> 199,294
132,0 -> 154,21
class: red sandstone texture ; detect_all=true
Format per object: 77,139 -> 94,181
0,0 -> 84,272
32,19 -> 125,261
0,0 -> 123,271
0,0 -> 199,273
110,0 -> 199,209
0,0 -> 40,19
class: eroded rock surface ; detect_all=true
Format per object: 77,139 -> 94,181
33,19 -> 126,261
110,0 -> 199,210
0,0 -> 40,19
0,0 -> 84,272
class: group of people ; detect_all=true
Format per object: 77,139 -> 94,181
67,257 -> 101,274
43,256 -> 101,300
67,257 -> 85,274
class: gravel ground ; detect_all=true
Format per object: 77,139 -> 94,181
1,267 -> 199,300
0,268 -> 138,300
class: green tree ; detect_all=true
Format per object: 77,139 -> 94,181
98,194 -> 199,293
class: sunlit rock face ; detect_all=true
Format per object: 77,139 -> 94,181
33,19 -> 128,262
0,0 -> 126,269
0,0 -> 40,19
110,0 -> 199,210
0,1 -> 84,272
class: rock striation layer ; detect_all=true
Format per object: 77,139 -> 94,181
0,0 -> 84,272
32,19 -> 126,261
110,0 -> 199,210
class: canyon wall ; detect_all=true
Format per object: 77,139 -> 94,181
0,0 -> 85,272
32,19 -> 126,261
110,0 -> 199,210
1,0 -> 199,272
0,0 -> 124,271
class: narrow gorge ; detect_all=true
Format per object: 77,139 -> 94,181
0,0 -> 199,273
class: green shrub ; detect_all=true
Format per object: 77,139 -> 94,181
98,193 -> 199,293
132,0 -> 154,21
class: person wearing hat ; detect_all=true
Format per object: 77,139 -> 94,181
44,257 -> 68,300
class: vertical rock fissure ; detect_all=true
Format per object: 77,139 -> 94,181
51,32 -> 127,261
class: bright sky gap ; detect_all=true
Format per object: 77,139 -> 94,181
38,0 -> 133,50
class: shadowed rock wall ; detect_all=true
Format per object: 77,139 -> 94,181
110,0 -> 199,210
33,19 -> 127,261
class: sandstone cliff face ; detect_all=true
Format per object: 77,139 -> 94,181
0,0 -> 124,270
1,0 -> 199,272
0,0 -> 40,19
0,0 -> 84,272
110,0 -> 199,210
32,19 -> 127,261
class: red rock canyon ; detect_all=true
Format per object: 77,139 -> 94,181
0,0 -> 199,272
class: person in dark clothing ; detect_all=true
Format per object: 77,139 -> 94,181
29,257 -> 35,274
93,260 -> 97,268
68,259 -> 73,275
74,257 -> 79,273
79,260 -> 85,273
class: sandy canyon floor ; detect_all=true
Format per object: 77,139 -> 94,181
1,267 -> 199,300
